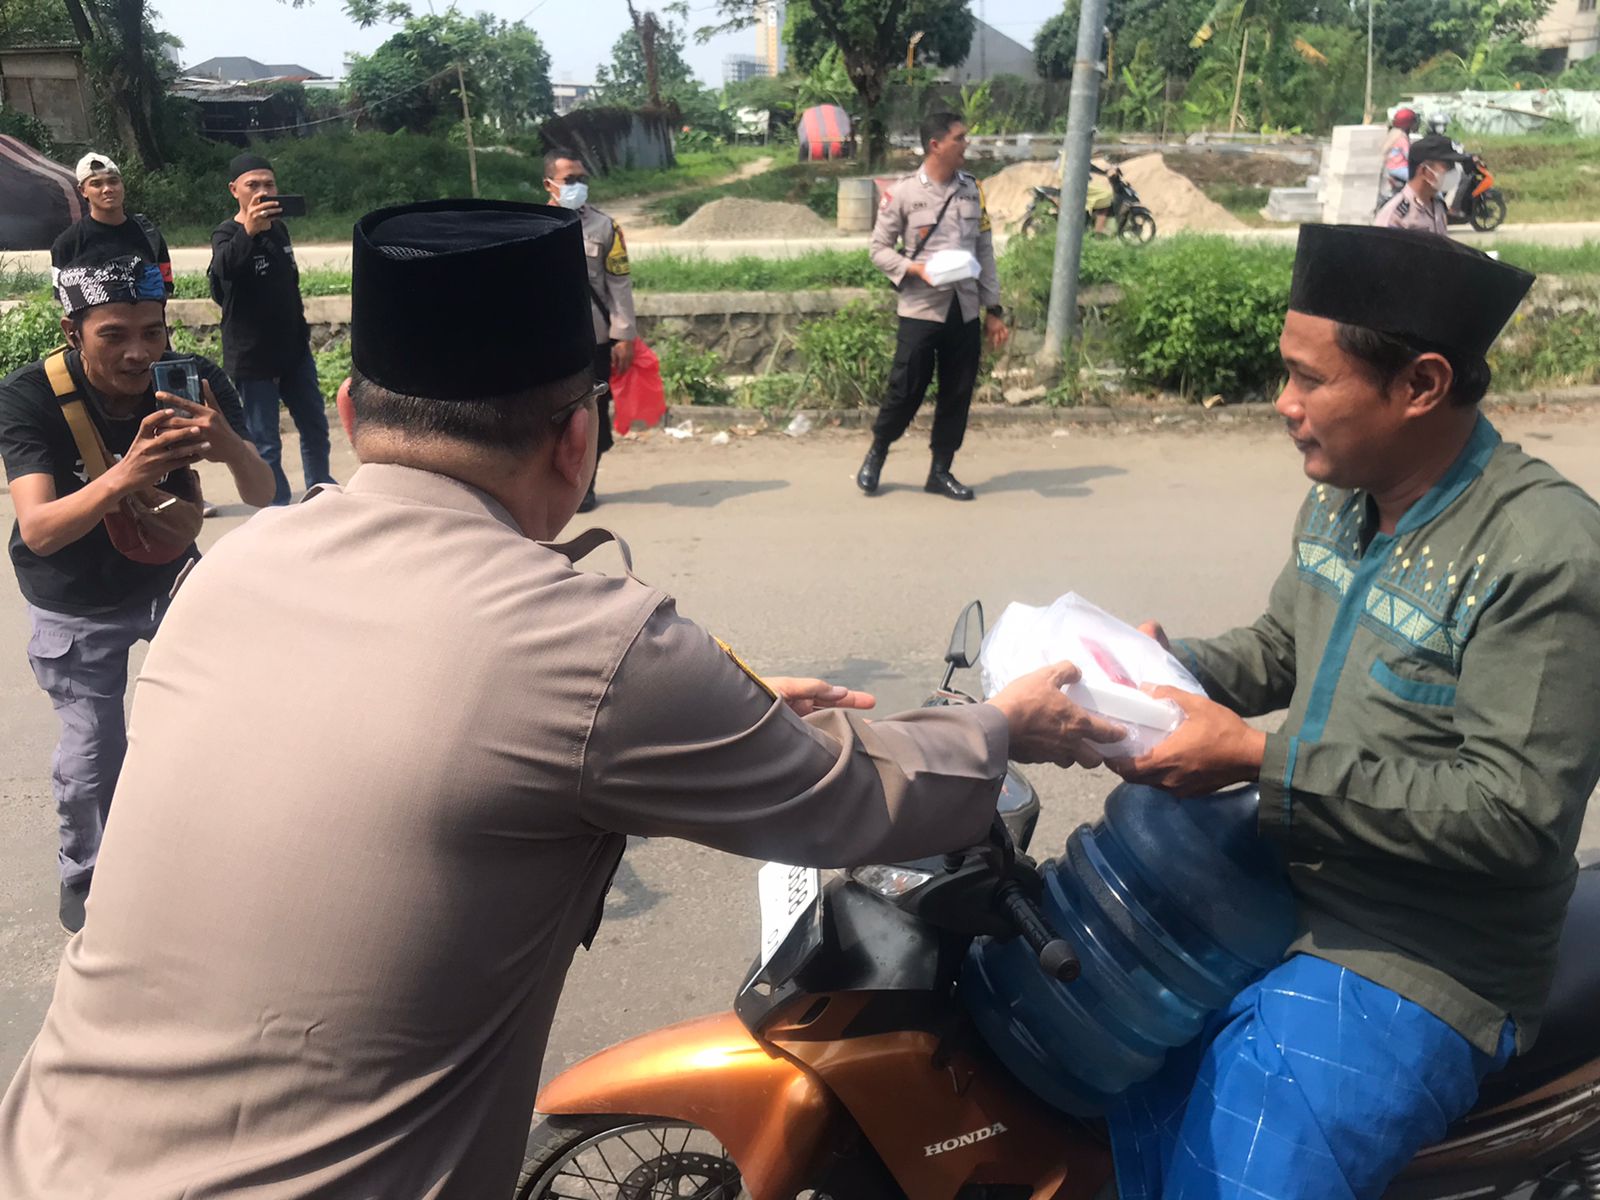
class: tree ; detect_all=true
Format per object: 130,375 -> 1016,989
593,4 -> 699,106
345,5 -> 554,133
703,0 -> 974,165
0,0 -> 77,45
1371,0 -> 1552,73
1034,7 -> 1079,81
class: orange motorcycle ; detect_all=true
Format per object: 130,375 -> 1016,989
520,605 -> 1600,1200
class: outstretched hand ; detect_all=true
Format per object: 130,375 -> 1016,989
1106,686 -> 1266,797
987,660 -> 1126,769
768,677 -> 878,718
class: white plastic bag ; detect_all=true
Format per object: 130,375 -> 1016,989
924,248 -> 980,287
980,593 -> 1204,758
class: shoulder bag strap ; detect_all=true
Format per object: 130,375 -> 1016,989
907,188 -> 961,262
44,349 -> 114,479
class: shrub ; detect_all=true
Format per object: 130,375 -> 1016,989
167,321 -> 222,364
735,372 -> 809,411
315,339 -> 353,398
1490,304 -> 1600,391
1000,228 -> 1140,328
654,334 -> 731,405
1111,237 -> 1293,399
794,300 -> 896,408
0,293 -> 63,376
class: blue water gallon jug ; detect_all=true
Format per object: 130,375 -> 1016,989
962,783 -> 1297,1116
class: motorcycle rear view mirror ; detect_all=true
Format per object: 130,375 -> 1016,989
938,601 -> 988,699
945,599 -> 986,671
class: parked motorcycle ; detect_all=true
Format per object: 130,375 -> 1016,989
1444,153 -> 1509,233
520,603 -> 1600,1200
1021,174 -> 1158,245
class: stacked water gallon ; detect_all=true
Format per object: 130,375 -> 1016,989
962,784 -> 1297,1116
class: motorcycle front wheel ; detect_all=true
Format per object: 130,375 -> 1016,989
1119,208 -> 1157,244
518,1115 -> 746,1200
1470,189 -> 1508,232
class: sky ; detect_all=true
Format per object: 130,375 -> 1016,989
155,0 -> 1065,88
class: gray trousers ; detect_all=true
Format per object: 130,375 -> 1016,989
25,597 -> 166,887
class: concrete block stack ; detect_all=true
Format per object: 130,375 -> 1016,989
1320,125 -> 1388,225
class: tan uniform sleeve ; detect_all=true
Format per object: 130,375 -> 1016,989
602,221 -> 638,342
579,601 -> 1009,866
976,181 -> 1000,309
870,186 -> 911,288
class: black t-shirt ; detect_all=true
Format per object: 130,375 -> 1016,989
0,350 -> 250,616
50,215 -> 174,293
208,219 -> 310,381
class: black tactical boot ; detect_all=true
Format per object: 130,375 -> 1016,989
856,444 -> 888,495
925,457 -> 975,501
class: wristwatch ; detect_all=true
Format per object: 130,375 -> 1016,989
986,305 -> 1006,319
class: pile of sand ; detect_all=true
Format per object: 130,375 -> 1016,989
661,197 -> 840,240
981,153 -> 1246,233
981,161 -> 1062,231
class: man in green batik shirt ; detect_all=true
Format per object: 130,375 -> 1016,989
1109,224 -> 1600,1199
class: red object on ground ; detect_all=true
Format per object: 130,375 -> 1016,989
610,339 -> 665,435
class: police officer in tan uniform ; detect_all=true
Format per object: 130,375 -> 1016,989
545,147 -> 636,512
858,112 -> 1009,501
0,198 -> 1120,1200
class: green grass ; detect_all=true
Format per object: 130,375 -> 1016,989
152,251 -> 887,300
0,260 -> 49,298
1488,240 -> 1600,277
1470,134 -> 1600,224
631,251 -> 883,292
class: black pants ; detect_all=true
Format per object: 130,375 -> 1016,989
592,340 -> 615,456
872,302 -> 982,458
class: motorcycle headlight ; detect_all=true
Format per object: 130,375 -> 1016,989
848,863 -> 937,898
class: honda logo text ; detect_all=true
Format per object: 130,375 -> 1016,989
924,1122 -> 1009,1157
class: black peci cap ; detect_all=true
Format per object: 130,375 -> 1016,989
1407,134 -> 1468,172
1289,225 -> 1533,360
350,199 -> 595,401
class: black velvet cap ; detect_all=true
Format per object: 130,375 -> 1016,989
351,199 -> 594,400
1289,225 -> 1534,360
228,152 -> 274,181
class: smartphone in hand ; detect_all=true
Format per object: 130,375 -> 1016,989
263,194 -> 308,218
152,358 -> 202,404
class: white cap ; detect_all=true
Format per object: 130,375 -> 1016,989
74,152 -> 121,183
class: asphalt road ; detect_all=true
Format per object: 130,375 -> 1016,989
3,414 -> 1599,1093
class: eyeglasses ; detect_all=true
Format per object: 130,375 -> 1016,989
550,379 -> 608,426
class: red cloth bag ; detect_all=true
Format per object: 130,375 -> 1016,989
609,339 -> 666,435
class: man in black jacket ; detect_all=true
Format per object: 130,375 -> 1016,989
208,154 -> 336,505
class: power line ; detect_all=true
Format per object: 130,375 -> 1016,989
208,66 -> 458,135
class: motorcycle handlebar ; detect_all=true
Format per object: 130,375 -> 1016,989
996,881 -> 1080,983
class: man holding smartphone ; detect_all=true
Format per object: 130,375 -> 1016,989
0,256 -> 273,931
208,153 -> 336,505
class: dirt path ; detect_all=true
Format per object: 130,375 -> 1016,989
607,154 -> 775,232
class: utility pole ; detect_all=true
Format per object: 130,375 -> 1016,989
1039,0 -> 1111,370
1363,0 -> 1375,124
455,61 -> 480,199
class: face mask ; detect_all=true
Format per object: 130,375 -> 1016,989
556,181 -> 588,211
1433,165 -> 1463,197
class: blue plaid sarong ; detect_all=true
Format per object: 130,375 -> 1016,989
1106,954 -> 1515,1200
